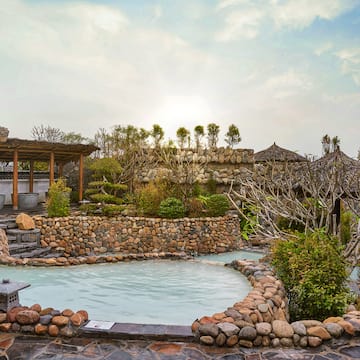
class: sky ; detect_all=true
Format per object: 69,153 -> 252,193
1,0 -> 360,158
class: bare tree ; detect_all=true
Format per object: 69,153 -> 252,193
31,125 -> 64,142
227,153 -> 360,267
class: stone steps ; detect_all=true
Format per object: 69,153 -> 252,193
6,228 -> 40,244
12,246 -> 53,259
9,242 -> 39,255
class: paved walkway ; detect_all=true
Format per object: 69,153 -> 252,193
1,334 -> 360,360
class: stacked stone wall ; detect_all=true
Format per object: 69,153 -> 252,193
136,147 -> 254,185
33,215 -> 241,258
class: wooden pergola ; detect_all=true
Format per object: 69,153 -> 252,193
0,138 -> 99,209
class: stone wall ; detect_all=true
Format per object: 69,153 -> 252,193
33,215 -> 241,258
136,147 -> 254,186
192,259 -> 360,349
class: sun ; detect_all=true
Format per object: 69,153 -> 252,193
154,95 -> 213,125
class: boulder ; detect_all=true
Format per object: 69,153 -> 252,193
272,320 -> 294,338
16,310 -> 40,325
217,323 -> 240,337
256,322 -> 272,336
16,213 -> 35,230
307,326 -> 331,340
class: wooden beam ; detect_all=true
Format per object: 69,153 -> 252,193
79,153 -> 84,202
49,152 -> 55,186
13,150 -> 18,210
29,160 -> 34,193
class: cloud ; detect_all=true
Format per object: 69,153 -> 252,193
264,70 -> 313,99
215,0 -> 358,41
215,7 -> 264,41
314,42 -> 333,56
336,48 -> 360,86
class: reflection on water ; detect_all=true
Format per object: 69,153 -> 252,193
0,257 -> 254,325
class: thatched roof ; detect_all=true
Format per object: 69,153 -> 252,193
0,138 -> 99,163
254,143 -> 307,163
312,149 -> 360,170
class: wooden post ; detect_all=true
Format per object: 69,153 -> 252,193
29,160 -> 34,193
13,150 -> 18,210
58,163 -> 64,178
79,153 -> 84,202
49,152 -> 55,186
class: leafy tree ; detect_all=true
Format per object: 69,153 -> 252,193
225,124 -> 241,148
151,124 -> 164,148
46,178 -> 71,217
271,230 -> 352,321
331,136 -> 340,152
207,123 -> 220,149
176,127 -> 190,149
194,125 -> 205,150
322,134 -> 331,155
61,132 -> 88,144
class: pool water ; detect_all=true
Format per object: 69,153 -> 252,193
198,250 -> 264,263
0,257 -> 255,325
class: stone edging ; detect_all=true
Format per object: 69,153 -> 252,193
191,259 -> 360,348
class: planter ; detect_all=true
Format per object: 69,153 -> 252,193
18,193 -> 39,210
0,194 -> 5,210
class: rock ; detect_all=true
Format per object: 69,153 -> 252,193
239,326 -> 257,341
280,338 -> 293,347
52,315 -> 69,326
272,338 -> 280,347
213,312 -> 226,320
256,322 -> 272,336
0,314 -> 7,323
0,323 -> 11,332
40,308 -> 54,316
262,336 -> 271,347
70,313 -> 84,327
20,325 -> 34,333
191,321 -> 200,332
307,326 -> 331,340
299,336 -> 308,347
48,324 -> 59,337
239,339 -> 253,348
234,320 -> 254,328
199,324 -> 219,337
337,320 -> 355,335
217,323 -> 240,337
16,213 -> 35,230
30,304 -> 41,313
293,334 -> 300,346
16,310 -> 40,325
39,315 -> 53,325
308,336 -> 322,347
62,309 -> 74,317
224,309 -> 241,319
291,321 -> 307,336
325,323 -> 343,338
300,320 -> 323,328
200,336 -> 214,345
76,310 -> 88,321
216,333 -> 227,346
226,335 -> 239,347
60,326 -> 75,337
253,336 -> 262,347
257,304 -> 269,313
272,320 -> 294,338
0,229 -> 9,257
11,323 -> 20,332
323,316 -> 343,324
35,324 -> 48,335
7,307 -> 27,323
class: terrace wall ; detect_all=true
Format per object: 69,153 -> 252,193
33,214 -> 241,258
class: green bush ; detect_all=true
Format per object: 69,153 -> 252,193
203,194 -> 229,217
137,182 -> 165,216
47,178 -> 71,217
90,193 -> 123,205
271,230 -> 352,321
102,204 -> 125,216
158,197 -> 185,219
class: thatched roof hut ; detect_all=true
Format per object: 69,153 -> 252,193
312,149 -> 360,170
254,143 -> 307,163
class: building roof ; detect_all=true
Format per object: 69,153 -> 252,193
312,149 -> 360,170
0,138 -> 98,163
254,143 -> 307,163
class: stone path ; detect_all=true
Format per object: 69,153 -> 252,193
1,334 -> 360,359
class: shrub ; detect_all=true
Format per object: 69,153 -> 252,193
186,197 -> 205,217
137,182 -> 164,216
102,204 -> 125,216
271,230 -> 352,321
203,194 -> 229,217
46,178 -> 71,217
158,197 -> 185,219
340,210 -> 353,245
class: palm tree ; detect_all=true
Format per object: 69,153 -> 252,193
194,125 -> 204,150
321,134 -> 331,155
176,127 -> 190,149
331,136 -> 340,152
225,124 -> 242,148
207,123 -> 220,149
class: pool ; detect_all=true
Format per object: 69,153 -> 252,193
0,257 -> 254,325
198,250 -> 264,263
